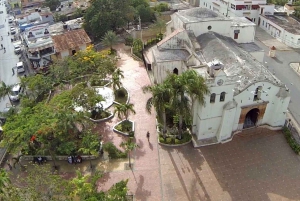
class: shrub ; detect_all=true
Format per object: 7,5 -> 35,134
154,3 -> 169,12
103,142 -> 127,159
125,36 -> 133,46
115,120 -> 133,133
283,126 -> 300,154
159,131 -> 192,145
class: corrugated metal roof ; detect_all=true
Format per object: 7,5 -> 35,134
52,29 -> 91,52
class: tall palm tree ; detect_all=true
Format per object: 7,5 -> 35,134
151,19 -> 166,35
111,68 -> 124,91
120,138 -> 139,168
112,68 -> 124,80
142,83 -> 171,137
114,103 -> 136,120
102,31 -> 118,52
166,70 -> 209,139
0,81 -> 14,106
0,168 -> 10,195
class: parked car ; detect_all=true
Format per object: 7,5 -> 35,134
10,27 -> 16,35
8,18 -> 13,24
16,62 -> 25,73
9,84 -> 22,102
14,44 -> 21,54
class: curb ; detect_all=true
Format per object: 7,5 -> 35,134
158,139 -> 192,147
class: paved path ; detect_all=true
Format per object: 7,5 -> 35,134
96,44 -> 162,201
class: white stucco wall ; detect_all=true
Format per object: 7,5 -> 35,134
229,25 -> 255,43
185,20 -> 232,37
154,60 -> 187,84
259,15 -> 300,48
60,50 -> 69,59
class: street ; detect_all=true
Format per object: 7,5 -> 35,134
254,28 -> 300,125
0,1 -> 20,111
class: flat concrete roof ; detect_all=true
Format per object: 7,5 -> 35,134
262,14 -> 300,35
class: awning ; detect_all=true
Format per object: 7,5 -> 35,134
28,44 -> 53,52
252,5 -> 260,9
236,5 -> 246,10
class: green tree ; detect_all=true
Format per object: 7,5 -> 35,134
111,69 -> 124,91
78,130 -> 99,169
143,83 -> 171,137
102,31 -> 118,52
0,81 -> 14,106
83,0 -> 131,40
165,70 -> 209,139
120,138 -> 139,168
136,4 -> 155,22
114,103 -> 136,120
0,168 -> 10,195
151,19 -> 166,34
43,0 -> 60,11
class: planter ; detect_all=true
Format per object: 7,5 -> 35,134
86,112 -> 114,123
113,119 -> 135,137
114,86 -> 130,105
158,138 -> 192,147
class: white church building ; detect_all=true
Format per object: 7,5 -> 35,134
146,8 -> 290,146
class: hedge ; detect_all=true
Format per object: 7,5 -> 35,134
283,126 -> 300,154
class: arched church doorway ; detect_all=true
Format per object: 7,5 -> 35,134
173,68 -> 178,75
243,108 -> 259,129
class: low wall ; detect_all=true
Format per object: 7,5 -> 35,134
22,155 -> 98,161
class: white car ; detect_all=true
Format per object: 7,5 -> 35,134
14,44 -> 21,54
9,84 -> 22,101
10,27 -> 16,35
16,62 -> 25,73
8,17 -> 13,24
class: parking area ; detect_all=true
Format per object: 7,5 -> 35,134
159,128 -> 300,201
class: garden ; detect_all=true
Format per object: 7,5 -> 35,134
0,45 -> 137,168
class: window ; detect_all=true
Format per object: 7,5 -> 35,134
210,93 -> 216,103
208,26 -> 212,30
220,92 -> 225,102
253,86 -> 262,101
234,30 -> 240,39
262,20 -> 264,26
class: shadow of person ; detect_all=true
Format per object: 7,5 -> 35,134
149,142 -> 153,150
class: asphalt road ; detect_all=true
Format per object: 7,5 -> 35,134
254,35 -> 300,124
0,2 -> 20,111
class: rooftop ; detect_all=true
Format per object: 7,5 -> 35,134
152,46 -> 190,62
48,19 -> 83,36
262,14 -> 300,35
52,29 -> 91,52
175,7 -> 228,24
196,32 -> 284,91
230,17 -> 256,27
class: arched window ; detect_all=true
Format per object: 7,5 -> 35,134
210,93 -> 216,103
220,92 -> 225,102
253,86 -> 262,101
173,68 -> 178,75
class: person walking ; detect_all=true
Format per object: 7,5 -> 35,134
0,44 -> 2,49
3,47 -> 6,53
1,36 -> 3,41
146,131 -> 150,142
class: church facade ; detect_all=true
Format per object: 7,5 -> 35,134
146,8 -> 290,146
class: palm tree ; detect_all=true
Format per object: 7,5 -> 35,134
166,70 -> 209,139
0,81 -> 13,105
143,83 -> 171,137
0,168 -> 10,194
102,31 -> 118,52
120,138 -> 139,168
114,103 -> 136,121
112,68 -> 124,80
151,19 -> 166,34
111,68 -> 124,91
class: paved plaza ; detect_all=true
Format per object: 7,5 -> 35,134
160,128 -> 300,201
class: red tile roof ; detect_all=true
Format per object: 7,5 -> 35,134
52,29 -> 91,52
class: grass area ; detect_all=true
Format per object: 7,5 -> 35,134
159,131 -> 192,145
114,87 -> 128,104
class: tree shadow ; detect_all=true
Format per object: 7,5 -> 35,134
135,175 -> 151,201
97,172 -> 111,188
133,139 -> 146,160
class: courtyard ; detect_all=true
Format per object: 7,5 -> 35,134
160,128 -> 300,201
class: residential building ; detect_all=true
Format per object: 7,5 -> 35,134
258,12 -> 300,48
199,0 -> 274,24
51,29 -> 91,59
146,8 -> 290,146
